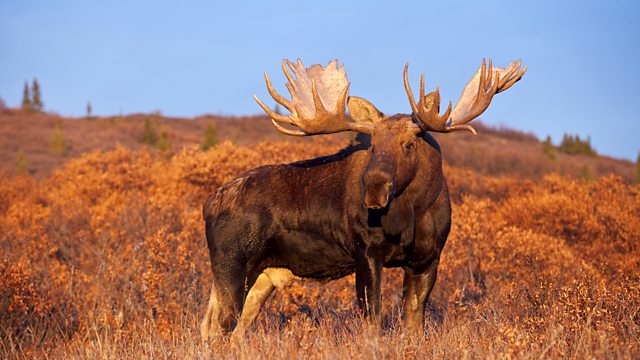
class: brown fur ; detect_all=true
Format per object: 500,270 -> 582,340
201,115 -> 451,341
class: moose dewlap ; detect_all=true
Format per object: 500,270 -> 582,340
200,58 -> 526,342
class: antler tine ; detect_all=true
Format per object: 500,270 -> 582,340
496,59 -> 527,93
405,58 -> 525,135
447,58 -> 498,133
441,98 -> 453,122
403,63 -> 420,116
404,63 -> 451,132
496,59 -> 519,90
270,119 -> 307,136
285,82 -> 295,97
281,60 -> 296,91
486,59 -> 493,89
285,59 -> 297,73
505,64 -> 527,90
310,79 -> 329,118
264,71 -> 294,113
335,80 -> 350,115
429,58 -> 528,135
478,58 -> 487,94
255,59 -> 374,136
254,86 -> 293,125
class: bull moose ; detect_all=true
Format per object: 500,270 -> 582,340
200,58 -> 526,341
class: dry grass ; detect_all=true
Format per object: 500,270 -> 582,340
1,138 -> 639,359
28,311 -> 639,359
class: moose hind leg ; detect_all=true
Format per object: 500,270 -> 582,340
201,282 -> 220,343
230,272 -> 275,341
200,272 -> 245,343
231,268 -> 297,341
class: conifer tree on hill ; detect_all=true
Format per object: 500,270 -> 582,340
21,81 -> 32,111
31,79 -> 43,112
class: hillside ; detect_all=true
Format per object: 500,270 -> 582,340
0,110 -> 290,177
0,109 -> 635,181
1,109 -> 639,358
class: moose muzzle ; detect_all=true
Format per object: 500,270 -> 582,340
363,170 -> 395,209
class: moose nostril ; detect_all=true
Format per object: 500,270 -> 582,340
363,172 -> 394,209
384,182 -> 392,192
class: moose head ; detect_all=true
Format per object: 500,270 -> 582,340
255,59 -> 527,210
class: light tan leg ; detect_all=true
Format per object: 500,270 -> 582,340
230,272 -> 275,341
230,268 -> 299,341
201,282 -> 220,343
264,268 -> 299,290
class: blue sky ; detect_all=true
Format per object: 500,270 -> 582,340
1,1 -> 639,160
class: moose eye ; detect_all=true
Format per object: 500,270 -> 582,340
404,142 -> 415,151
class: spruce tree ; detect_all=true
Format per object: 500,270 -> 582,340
50,120 -> 67,155
542,135 -> 556,160
21,81 -> 32,111
141,119 -> 158,145
580,165 -> 593,181
559,133 -> 596,157
31,79 -> 43,112
157,131 -> 172,152
202,123 -> 219,151
86,101 -> 92,119
16,150 -> 28,174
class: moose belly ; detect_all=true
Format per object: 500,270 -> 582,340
266,230 -> 357,280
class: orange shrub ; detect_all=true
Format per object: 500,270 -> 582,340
0,139 -> 638,357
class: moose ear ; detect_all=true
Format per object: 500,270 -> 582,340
348,96 -> 384,123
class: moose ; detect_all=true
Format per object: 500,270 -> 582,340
200,58 -> 526,341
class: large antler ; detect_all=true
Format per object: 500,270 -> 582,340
254,59 -> 374,136
404,59 -> 526,135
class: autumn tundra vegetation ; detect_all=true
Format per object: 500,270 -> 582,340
0,77 -> 639,358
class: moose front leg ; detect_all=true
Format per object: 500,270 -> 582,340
355,252 -> 383,322
402,258 -> 439,332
